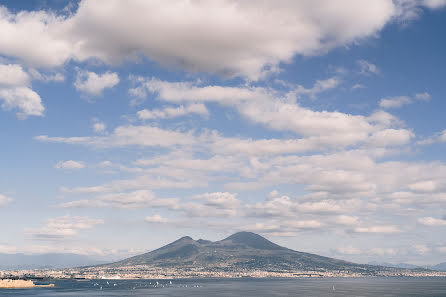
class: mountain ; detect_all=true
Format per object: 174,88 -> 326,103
431,262 -> 446,271
0,253 -> 106,270
102,231 -> 383,274
368,261 -> 421,269
368,261 -> 446,271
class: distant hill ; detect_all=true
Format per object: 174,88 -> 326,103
431,262 -> 446,271
369,261 -> 446,271
102,231 -> 386,274
0,253 -> 106,270
368,261 -> 421,269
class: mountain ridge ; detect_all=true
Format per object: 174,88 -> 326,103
101,231 -> 378,274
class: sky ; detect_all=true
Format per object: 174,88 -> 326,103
1,0 -> 446,266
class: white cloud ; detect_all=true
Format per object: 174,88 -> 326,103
0,63 -> 44,118
0,7 -> 72,67
418,217 -> 446,226
267,190 -> 279,199
136,79 -> 411,150
25,215 -> 104,240
0,64 -> 29,86
417,129 -> 446,145
0,0 -> 428,80
408,180 -> 439,192
194,192 -> 240,209
336,246 -> 362,255
422,0 -> 446,9
336,215 -> 359,225
0,194 -> 13,207
55,160 -> 85,170
36,125 -> 196,148
415,92 -> 431,101
137,103 -> 209,120
379,96 -> 412,108
241,219 -> 324,236
367,129 -> 414,147
145,214 -> 169,224
74,70 -> 119,96
351,83 -> 365,90
28,68 -> 65,82
368,247 -> 398,255
289,77 -> 340,99
378,93 -> 430,109
414,244 -> 431,254
353,225 -> 402,234
57,190 -> 178,209
93,121 -> 106,133
358,59 -> 379,74
335,246 -> 398,256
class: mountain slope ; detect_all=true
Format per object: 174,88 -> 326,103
103,231 -> 378,273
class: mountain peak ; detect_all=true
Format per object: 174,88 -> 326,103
221,231 -> 284,250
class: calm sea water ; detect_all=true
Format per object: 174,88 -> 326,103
1,278 -> 446,296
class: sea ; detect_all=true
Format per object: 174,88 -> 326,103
1,277 -> 446,297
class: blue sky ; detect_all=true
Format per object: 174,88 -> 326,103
1,0 -> 446,265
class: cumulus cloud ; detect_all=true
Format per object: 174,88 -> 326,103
1,0 -> 439,80
55,160 -> 85,170
0,63 -> 29,86
367,129 -> 414,147
137,103 -> 209,120
25,215 -> 104,240
0,194 -> 13,207
0,63 -> 44,118
133,78 -> 415,151
74,70 -> 119,96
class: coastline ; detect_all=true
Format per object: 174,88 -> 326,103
2,266 -> 446,281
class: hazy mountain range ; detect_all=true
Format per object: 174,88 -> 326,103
369,261 -> 446,271
0,253 -> 106,270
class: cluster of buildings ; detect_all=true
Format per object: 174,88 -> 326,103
2,264 -> 446,280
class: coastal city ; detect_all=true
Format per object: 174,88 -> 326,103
2,264 -> 446,281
